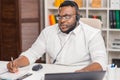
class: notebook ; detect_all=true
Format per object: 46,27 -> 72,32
45,71 -> 106,80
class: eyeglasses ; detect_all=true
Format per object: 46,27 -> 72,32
56,15 -> 76,20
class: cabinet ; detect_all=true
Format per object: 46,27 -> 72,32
44,0 -> 120,64
0,0 -> 44,62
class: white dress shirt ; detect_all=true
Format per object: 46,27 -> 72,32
21,21 -> 107,70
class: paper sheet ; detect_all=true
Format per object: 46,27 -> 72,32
0,61 -> 31,80
0,61 -> 8,75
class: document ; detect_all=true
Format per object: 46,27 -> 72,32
0,61 -> 32,80
0,61 -> 8,75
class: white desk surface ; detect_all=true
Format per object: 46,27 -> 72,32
0,61 -> 107,80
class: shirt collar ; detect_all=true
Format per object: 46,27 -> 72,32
72,21 -> 82,35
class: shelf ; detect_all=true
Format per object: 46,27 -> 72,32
78,7 -> 87,10
88,7 -> 108,10
47,7 -> 87,10
108,49 -> 120,52
102,28 -> 107,31
109,8 -> 120,10
48,7 -> 58,10
108,29 -> 120,32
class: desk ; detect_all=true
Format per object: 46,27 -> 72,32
0,61 -> 107,80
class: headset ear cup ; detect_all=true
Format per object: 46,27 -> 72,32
76,15 -> 80,21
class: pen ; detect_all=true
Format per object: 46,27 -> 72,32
11,57 -> 14,67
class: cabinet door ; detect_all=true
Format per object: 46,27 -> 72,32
19,0 -> 41,51
0,0 -> 20,61
19,0 -> 45,63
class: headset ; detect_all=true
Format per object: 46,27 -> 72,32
59,1 -> 81,21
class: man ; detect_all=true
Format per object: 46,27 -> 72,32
7,1 -> 107,73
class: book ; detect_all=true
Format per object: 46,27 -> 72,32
54,15 -> 58,23
49,14 -> 56,25
119,10 -> 120,29
115,10 -> 120,29
112,10 -> 116,28
49,14 -> 58,25
91,0 -> 102,8
109,10 -> 114,28
54,0 -> 64,7
88,15 -> 102,21
74,0 -> 83,7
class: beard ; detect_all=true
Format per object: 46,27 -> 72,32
58,21 -> 77,34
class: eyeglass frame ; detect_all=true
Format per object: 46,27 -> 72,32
56,14 -> 76,21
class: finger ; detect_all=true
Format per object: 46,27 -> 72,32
12,68 -> 18,73
9,61 -> 14,69
7,62 -> 13,72
8,65 -> 18,73
7,63 -> 13,72
7,62 -> 12,70
9,68 -> 18,73
7,61 -> 18,73
10,61 -> 17,68
12,61 -> 19,72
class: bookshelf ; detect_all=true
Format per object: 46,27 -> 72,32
44,0 -> 120,64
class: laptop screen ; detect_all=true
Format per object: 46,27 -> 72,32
45,71 -> 106,80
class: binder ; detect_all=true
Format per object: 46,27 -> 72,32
112,10 -> 116,28
115,10 -> 120,29
49,14 -> 56,25
109,10 -> 114,28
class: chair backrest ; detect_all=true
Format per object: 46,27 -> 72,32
46,18 -> 102,64
80,18 -> 102,29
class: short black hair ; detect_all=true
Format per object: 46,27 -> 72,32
59,1 -> 79,13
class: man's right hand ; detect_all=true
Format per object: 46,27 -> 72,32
7,61 -> 19,73
7,56 -> 30,73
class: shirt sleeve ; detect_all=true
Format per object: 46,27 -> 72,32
89,31 -> 107,70
20,30 -> 46,64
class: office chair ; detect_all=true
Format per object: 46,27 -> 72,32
46,18 -> 102,63
80,18 -> 102,29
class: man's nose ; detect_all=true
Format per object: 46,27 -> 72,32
59,18 -> 66,22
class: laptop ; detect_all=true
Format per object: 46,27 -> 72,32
45,71 -> 106,80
